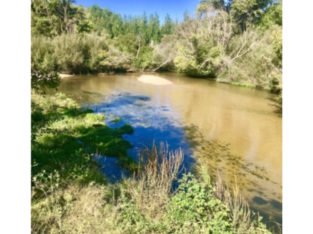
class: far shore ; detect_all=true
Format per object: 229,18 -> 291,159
59,72 -> 174,86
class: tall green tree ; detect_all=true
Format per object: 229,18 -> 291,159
197,0 -> 226,18
161,14 -> 175,35
230,0 -> 272,31
259,1 -> 282,29
32,0 -> 90,36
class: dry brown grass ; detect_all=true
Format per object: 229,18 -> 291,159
213,173 -> 271,234
32,183 -> 121,234
121,143 -> 184,219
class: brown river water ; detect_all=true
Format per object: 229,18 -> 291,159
58,73 -> 282,226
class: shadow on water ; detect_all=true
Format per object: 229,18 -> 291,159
266,95 -> 282,117
90,92 -> 195,182
184,124 -> 282,230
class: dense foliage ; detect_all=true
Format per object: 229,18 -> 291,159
32,0 -> 176,73
32,0 -> 281,92
161,0 -> 282,92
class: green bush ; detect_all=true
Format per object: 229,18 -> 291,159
32,34 -> 132,74
219,26 -> 282,91
259,3 -> 282,30
53,34 -> 91,73
134,46 -> 155,70
116,173 -> 271,233
31,36 -> 58,72
166,174 -> 232,233
168,11 -> 232,77
174,37 -> 224,77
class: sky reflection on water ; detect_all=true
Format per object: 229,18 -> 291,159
91,91 -> 195,181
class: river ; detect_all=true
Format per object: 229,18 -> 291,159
58,72 -> 282,226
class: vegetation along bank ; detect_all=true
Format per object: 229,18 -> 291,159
31,0 -> 282,233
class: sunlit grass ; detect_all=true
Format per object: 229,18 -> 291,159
31,92 -> 272,234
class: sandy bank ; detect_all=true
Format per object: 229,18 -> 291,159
59,73 -> 74,79
137,74 -> 172,85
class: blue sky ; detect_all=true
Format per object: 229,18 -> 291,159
75,0 -> 200,22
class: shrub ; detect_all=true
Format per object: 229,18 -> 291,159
166,174 -> 233,233
174,38 -> 224,77
32,33 -> 132,74
31,36 -> 58,72
52,34 -> 91,73
219,25 -> 282,90
151,35 -> 177,71
133,46 -> 155,70
171,11 -> 232,77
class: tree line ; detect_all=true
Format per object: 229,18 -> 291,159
32,0 -> 282,93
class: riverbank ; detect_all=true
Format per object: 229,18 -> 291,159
31,91 -> 272,233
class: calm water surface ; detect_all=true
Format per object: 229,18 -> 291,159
58,73 -> 282,224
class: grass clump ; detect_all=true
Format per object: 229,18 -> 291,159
120,144 -> 184,220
